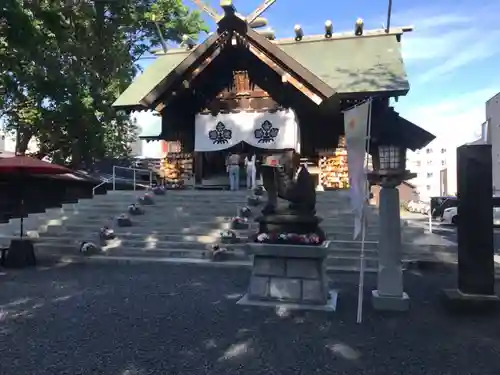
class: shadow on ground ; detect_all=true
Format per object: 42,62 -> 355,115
1,263 -> 499,375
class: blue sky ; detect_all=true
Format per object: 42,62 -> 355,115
137,0 -> 500,153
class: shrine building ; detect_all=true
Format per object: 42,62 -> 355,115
113,3 -> 434,189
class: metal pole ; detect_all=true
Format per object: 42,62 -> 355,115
112,166 -> 116,191
385,0 -> 393,33
133,169 -> 136,191
428,207 -> 433,233
150,171 -> 153,187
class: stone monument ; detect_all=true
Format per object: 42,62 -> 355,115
238,164 -> 337,310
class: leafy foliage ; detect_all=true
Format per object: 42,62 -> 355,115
0,0 -> 207,168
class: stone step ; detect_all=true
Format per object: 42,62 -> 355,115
35,243 -> 244,261
34,234 -> 384,253
34,233 -> 454,256
37,208 -> 382,221
37,223 -> 423,243
40,222 -> 387,237
89,197 -> 374,207
45,214 -> 381,227
325,255 -> 379,270
73,202 -> 375,214
98,190 -> 352,198
33,243 -> 380,272
35,227 -> 381,242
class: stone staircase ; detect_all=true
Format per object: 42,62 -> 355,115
0,189 -> 456,272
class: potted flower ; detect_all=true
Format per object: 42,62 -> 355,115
138,193 -> 154,205
230,216 -> 249,230
152,185 -> 166,195
116,213 -> 132,227
254,186 -> 264,196
255,232 -> 323,245
128,203 -> 144,215
210,244 -> 229,262
239,206 -> 252,218
79,241 -> 100,255
255,232 -> 270,243
247,195 -> 262,207
220,230 -> 238,244
99,226 -> 115,241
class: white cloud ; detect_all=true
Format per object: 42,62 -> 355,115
393,4 -> 500,82
397,87 -> 498,147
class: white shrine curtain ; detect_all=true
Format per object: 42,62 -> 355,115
194,109 -> 300,152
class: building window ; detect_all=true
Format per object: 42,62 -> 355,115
441,160 -> 446,166
426,185 -> 431,191
416,161 -> 421,167
427,172 -> 433,178
427,160 -> 433,165
426,148 -> 432,154
441,148 -> 446,154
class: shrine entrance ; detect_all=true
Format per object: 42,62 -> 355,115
200,142 -> 289,187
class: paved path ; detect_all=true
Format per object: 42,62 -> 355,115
1,263 -> 500,374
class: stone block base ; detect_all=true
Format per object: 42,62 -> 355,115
4,239 -> 36,268
442,289 -> 500,313
245,243 -> 330,305
237,290 -> 338,312
372,290 -> 410,311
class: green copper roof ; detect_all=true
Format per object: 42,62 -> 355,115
113,51 -> 189,109
113,31 -> 409,109
135,113 -> 162,138
278,35 -> 408,95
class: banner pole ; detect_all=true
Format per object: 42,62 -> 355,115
356,212 -> 367,323
355,98 -> 373,324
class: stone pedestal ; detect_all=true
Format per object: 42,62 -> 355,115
372,184 -> 410,311
4,239 -> 36,268
238,243 -> 337,310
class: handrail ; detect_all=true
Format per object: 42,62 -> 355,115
92,179 -> 110,196
112,165 -> 153,191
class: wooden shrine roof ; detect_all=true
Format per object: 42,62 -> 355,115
113,27 -> 411,110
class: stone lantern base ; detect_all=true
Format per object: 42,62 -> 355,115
372,290 -> 410,311
237,243 -> 338,311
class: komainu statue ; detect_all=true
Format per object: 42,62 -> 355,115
256,163 -> 325,244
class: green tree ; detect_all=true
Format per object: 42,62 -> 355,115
0,0 -> 207,168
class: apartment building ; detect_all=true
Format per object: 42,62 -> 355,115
485,92 -> 500,195
407,140 -> 450,201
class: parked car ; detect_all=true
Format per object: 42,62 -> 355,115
432,196 -> 458,219
407,200 -> 429,214
441,206 -> 458,225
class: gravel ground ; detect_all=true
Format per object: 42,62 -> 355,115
1,263 -> 500,375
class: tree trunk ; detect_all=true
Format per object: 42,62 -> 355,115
16,127 -> 33,156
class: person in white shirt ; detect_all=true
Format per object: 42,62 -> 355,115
244,154 -> 257,190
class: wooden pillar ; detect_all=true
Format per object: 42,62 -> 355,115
194,152 -> 203,185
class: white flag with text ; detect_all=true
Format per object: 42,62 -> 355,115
344,100 -> 371,239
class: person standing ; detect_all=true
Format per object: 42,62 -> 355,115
244,153 -> 257,190
226,152 -> 240,191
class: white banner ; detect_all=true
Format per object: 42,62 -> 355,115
194,109 -> 299,152
344,100 -> 371,240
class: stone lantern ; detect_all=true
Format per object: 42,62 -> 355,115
368,143 -> 416,311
